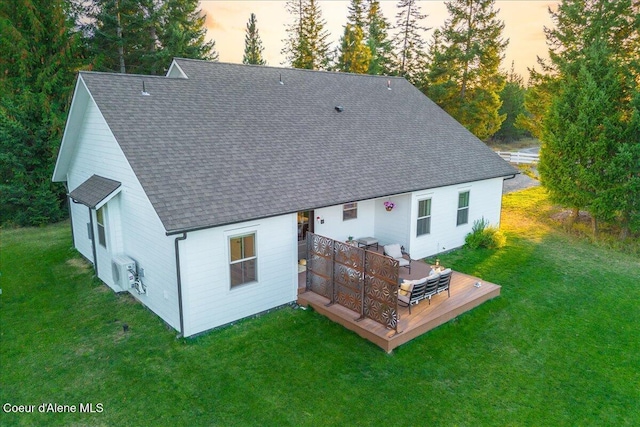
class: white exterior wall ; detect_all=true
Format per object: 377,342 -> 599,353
179,214 -> 298,337
408,178 -> 505,259
66,95 -> 180,331
70,200 -> 93,262
303,178 -> 504,260
374,194 -> 412,249
313,199 -> 376,242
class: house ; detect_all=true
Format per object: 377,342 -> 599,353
52,58 -> 517,337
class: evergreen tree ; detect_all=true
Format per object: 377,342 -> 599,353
425,0 -> 508,140
0,0 -> 82,225
494,62 -> 529,142
243,13 -> 266,65
83,0 -> 216,75
156,0 -> 218,69
337,0 -> 371,73
282,0 -> 330,70
538,0 -> 640,237
392,0 -> 429,84
515,67 -> 558,141
366,0 -> 395,75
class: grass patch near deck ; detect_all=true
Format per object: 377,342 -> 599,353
2,189 -> 640,426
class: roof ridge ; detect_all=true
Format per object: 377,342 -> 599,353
80,70 -> 171,79
173,58 -> 408,81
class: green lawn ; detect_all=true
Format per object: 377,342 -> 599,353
1,187 -> 639,426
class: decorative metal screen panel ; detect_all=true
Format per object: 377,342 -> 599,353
333,242 -> 364,313
306,233 -> 399,332
306,234 -> 334,300
364,252 -> 399,331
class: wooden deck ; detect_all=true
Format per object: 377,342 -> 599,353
297,256 -> 500,353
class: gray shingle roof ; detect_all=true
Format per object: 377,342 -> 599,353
79,58 -> 517,234
69,175 -> 121,208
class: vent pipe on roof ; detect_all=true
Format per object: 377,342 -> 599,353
279,73 -> 284,85
141,80 -> 150,96
335,106 -> 344,112
387,79 -> 391,90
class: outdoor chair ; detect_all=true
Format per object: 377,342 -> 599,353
436,268 -> 452,298
397,276 -> 428,314
424,273 -> 440,304
383,244 -> 411,273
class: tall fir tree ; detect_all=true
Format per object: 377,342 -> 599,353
538,0 -> 640,236
83,0 -> 216,75
494,62 -> 529,142
156,0 -> 218,69
282,0 -> 330,70
0,0 -> 82,225
425,0 -> 508,140
243,13 -> 266,65
337,0 -> 371,73
392,0 -> 429,84
366,0 -> 395,75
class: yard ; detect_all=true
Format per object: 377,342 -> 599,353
1,187 -> 639,426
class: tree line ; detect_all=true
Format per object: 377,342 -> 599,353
1,0 -> 638,238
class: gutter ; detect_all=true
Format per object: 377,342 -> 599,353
174,232 -> 188,337
503,173 -> 518,181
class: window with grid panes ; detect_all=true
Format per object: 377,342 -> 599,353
457,191 -> 470,226
417,199 -> 431,236
229,233 -> 257,287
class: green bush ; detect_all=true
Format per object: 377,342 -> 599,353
465,218 -> 506,249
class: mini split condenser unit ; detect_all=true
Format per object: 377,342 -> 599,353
111,255 -> 136,292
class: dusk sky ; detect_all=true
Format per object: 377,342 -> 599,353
198,0 -> 559,81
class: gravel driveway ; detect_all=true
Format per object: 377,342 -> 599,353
503,170 -> 540,193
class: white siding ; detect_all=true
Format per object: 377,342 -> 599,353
408,178 -> 504,259
305,178 -> 504,260
70,199 -> 93,262
313,199 -> 376,242
179,214 -> 298,337
66,97 -> 180,331
374,194 -> 412,248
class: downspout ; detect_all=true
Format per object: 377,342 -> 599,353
174,232 -> 187,337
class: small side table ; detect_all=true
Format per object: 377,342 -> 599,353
357,237 -> 379,250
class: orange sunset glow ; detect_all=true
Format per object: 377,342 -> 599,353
198,0 -> 559,81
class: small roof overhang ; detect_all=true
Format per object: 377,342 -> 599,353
69,175 -> 121,209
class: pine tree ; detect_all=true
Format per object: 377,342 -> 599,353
366,0 -> 395,75
84,0 -> 216,75
494,62 -> 529,142
282,0 -> 330,70
425,0 -> 508,140
0,0 -> 82,225
156,0 -> 218,69
243,13 -> 266,65
538,0 -> 640,237
392,0 -> 429,83
337,0 -> 371,73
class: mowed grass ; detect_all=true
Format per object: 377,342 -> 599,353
1,187 -> 639,426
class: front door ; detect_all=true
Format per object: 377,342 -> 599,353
297,210 -> 314,260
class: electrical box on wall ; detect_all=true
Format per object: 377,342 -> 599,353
111,254 -> 136,292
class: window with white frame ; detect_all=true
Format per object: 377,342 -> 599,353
343,202 -> 357,221
229,233 -> 257,287
457,191 -> 470,226
96,206 -> 107,247
417,198 -> 432,236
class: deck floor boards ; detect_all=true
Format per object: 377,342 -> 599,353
297,255 -> 500,352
